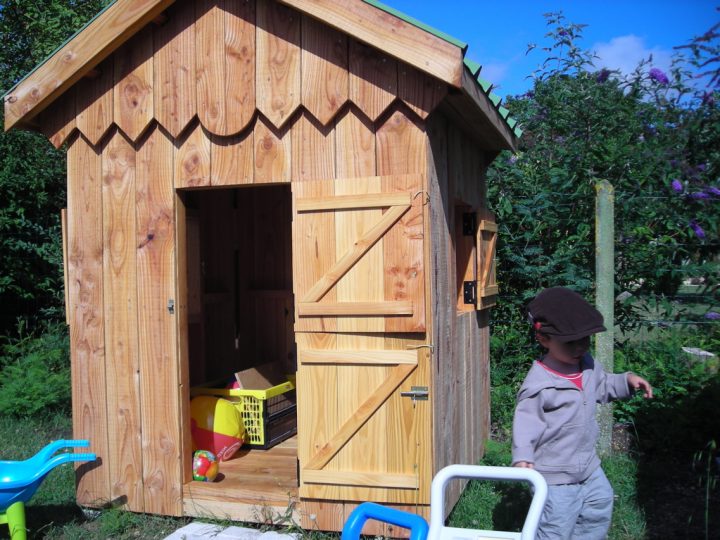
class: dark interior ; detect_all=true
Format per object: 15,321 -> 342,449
182,184 -> 295,387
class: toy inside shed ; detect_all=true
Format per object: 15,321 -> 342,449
3,0 -> 519,534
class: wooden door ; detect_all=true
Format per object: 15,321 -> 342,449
292,174 -> 431,504
292,174 -> 425,333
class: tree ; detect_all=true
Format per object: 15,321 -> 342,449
487,12 -> 720,431
0,0 -> 109,333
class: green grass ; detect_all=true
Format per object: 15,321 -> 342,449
3,414 -> 713,539
0,414 -> 189,539
449,440 -> 648,540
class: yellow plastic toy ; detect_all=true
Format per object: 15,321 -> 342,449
190,396 -> 246,461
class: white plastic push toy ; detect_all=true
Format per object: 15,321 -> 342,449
342,465 -> 548,540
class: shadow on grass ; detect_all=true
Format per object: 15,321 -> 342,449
632,379 -> 720,540
491,484 -> 531,533
0,504 -> 87,540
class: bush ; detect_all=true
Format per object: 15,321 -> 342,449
0,323 -> 71,416
614,327 -> 720,457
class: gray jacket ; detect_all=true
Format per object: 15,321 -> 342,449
511,353 -> 631,485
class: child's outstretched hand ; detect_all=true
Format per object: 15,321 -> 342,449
627,373 -> 653,398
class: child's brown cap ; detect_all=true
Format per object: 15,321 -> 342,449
527,287 -> 606,342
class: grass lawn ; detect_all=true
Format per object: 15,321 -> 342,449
2,413 -> 717,539
0,414 -> 190,539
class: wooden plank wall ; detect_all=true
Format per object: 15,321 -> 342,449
426,113 -> 491,515
65,106 -> 436,517
41,0 -> 446,150
56,0 -> 453,523
67,125 -> 182,515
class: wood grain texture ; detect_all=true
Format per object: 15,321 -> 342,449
303,470 -> 416,489
297,301 -> 412,316
377,110 -> 427,332
304,362 -> 415,470
301,16 -> 348,126
296,334 -> 341,500
4,0 -> 174,131
76,57 -> 114,146
256,0 -> 301,128
300,203 -> 408,303
61,209 -> 70,325
291,111 -> 334,182
296,192 -> 409,211
277,0 -> 463,87
335,107 -> 376,178
223,0 -> 256,134
426,113 -> 489,514
196,0 -> 256,135
429,113 -> 461,506
292,178 -> 336,333
210,131 -> 254,186
195,0 -> 225,134
254,115 -> 291,183
113,26 -> 154,142
67,135 -> 110,505
38,89 -> 77,149
299,499 -> 345,532
299,349 -> 417,365
102,130 -> 143,511
175,121 -> 211,188
349,40 -> 396,122
136,126 -> 183,515
335,110 -> 382,332
154,0 -> 196,138
398,65 -> 447,119
174,193 -> 193,486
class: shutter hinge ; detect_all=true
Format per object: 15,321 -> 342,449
463,281 -> 476,305
462,212 -> 477,236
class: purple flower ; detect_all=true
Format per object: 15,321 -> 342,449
690,220 -> 706,239
690,192 -> 711,200
670,159 -> 678,167
705,312 -> 720,320
696,163 -> 707,172
649,68 -> 669,85
507,155 -> 518,165
596,69 -> 610,83
671,179 -> 683,192
707,186 -> 720,197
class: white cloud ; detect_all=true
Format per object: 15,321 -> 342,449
480,62 -> 509,86
591,35 -> 673,76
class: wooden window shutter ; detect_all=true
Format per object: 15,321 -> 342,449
476,208 -> 498,310
292,174 -> 425,332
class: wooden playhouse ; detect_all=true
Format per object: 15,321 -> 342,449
3,0 -> 519,533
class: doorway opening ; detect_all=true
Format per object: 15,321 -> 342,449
178,184 -> 298,516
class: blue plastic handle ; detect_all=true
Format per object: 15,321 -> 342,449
341,502 -> 429,540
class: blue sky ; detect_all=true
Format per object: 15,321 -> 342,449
382,0 -> 718,98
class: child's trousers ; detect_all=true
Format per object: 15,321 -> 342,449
536,466 -> 614,540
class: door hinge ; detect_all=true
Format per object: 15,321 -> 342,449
462,212 -> 477,236
463,281 -> 476,305
401,386 -> 429,401
167,298 -> 175,314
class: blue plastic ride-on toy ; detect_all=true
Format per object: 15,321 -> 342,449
0,440 -> 96,540
342,464 -> 548,540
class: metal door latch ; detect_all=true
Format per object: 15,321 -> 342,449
401,386 -> 429,403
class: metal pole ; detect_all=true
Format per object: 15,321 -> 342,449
595,180 -> 614,456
